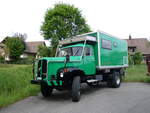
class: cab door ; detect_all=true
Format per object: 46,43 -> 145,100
83,46 -> 96,75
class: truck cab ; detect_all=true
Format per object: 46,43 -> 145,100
31,31 -> 128,102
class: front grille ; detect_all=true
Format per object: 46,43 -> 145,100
41,60 -> 47,79
37,60 -> 42,77
42,60 -> 47,73
37,59 -> 47,78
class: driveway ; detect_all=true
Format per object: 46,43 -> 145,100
1,83 -> 150,113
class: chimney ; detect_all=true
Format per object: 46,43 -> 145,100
129,35 -> 132,40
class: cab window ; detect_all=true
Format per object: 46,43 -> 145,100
85,47 -> 92,56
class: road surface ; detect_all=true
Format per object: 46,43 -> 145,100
1,83 -> 150,113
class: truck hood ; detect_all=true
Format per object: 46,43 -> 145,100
39,56 -> 82,80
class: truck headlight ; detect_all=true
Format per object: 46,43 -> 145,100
60,72 -> 64,77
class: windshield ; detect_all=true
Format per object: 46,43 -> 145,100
57,46 -> 83,57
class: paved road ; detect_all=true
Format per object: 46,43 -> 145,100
1,83 -> 150,113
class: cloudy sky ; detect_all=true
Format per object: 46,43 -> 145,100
0,0 -> 150,41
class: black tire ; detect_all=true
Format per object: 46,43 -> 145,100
107,72 -> 121,88
41,82 -> 53,97
72,76 -> 81,102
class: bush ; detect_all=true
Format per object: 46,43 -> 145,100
133,52 -> 143,65
38,45 -> 51,57
6,58 -> 33,64
0,56 -> 5,63
128,53 -> 134,65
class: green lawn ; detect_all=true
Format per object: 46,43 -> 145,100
123,64 -> 150,82
0,64 -> 39,108
0,64 -> 150,107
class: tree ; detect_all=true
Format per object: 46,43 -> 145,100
133,52 -> 143,65
12,32 -> 27,41
41,3 -> 91,55
12,32 -> 27,49
38,45 -> 51,57
5,37 -> 25,60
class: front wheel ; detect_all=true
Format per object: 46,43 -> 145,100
41,82 -> 53,97
72,76 -> 81,102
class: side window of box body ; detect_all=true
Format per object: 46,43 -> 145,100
101,39 -> 112,50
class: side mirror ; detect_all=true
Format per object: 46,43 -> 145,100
66,55 -> 70,63
82,55 -> 84,59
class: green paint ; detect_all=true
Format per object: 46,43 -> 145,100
33,31 -> 128,87
99,32 -> 128,66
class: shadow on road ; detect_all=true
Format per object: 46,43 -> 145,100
40,83 -> 108,102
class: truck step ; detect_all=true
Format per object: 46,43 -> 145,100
96,75 -> 103,81
87,79 -> 99,83
87,75 -> 103,83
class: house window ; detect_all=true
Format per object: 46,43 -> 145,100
128,47 -> 136,52
102,39 -> 112,49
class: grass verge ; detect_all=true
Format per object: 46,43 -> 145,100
123,64 -> 150,82
0,64 -> 150,107
0,64 -> 39,108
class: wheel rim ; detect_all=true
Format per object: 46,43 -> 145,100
116,77 -> 120,85
78,90 -> 80,96
78,85 -> 81,96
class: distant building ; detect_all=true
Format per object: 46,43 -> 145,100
0,37 -> 9,60
0,43 -> 5,57
125,36 -> 150,60
0,36 -> 46,60
22,41 -> 45,58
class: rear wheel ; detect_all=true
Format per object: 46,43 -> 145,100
41,82 -> 53,97
72,76 -> 81,102
107,72 -> 121,88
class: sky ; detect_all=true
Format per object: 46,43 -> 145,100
0,0 -> 150,42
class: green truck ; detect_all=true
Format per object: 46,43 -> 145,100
31,31 -> 128,102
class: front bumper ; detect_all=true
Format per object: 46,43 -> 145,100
31,79 -> 63,86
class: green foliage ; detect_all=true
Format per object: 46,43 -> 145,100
128,53 -> 134,65
41,3 -> 91,55
38,45 -> 51,57
0,65 -> 39,107
6,58 -> 33,64
123,64 -> 150,82
5,37 -> 25,60
0,56 -> 4,63
133,52 -> 143,65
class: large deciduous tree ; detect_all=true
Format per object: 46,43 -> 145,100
41,3 -> 91,55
